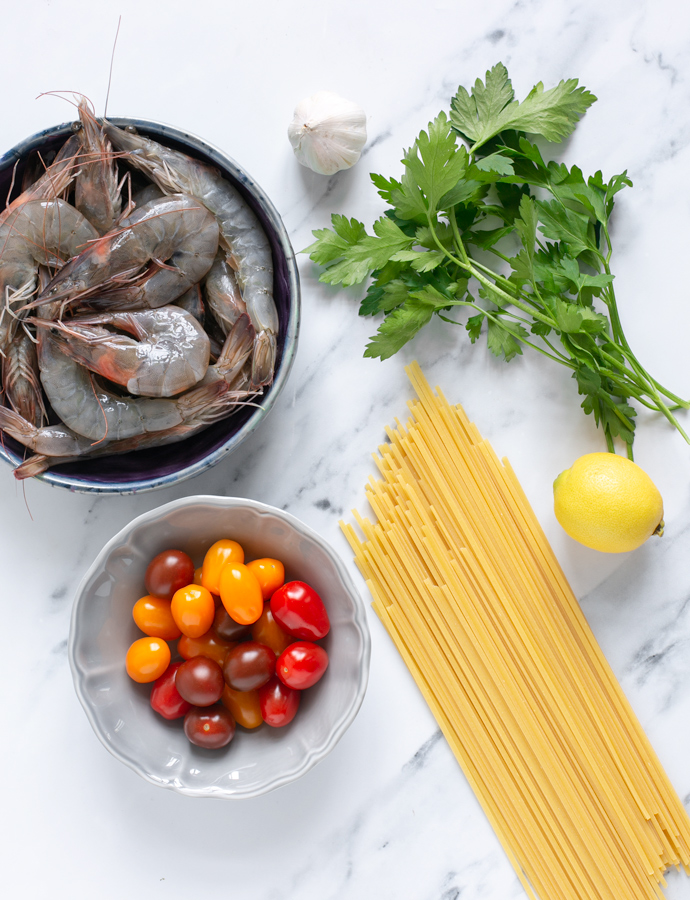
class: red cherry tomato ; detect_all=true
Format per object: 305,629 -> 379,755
150,662 -> 192,720
145,550 -> 195,600
277,641 -> 329,690
219,563 -> 263,625
223,641 -> 276,692
246,558 -> 285,600
184,705 -> 236,749
175,657 -> 225,707
270,581 -> 330,640
259,676 -> 300,727
132,595 -> 181,640
171,584 -> 215,638
201,540 -> 244,594
125,636 -> 171,683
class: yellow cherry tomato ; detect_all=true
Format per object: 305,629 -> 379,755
219,563 -> 263,626
171,584 -> 215,638
193,567 -> 204,586
246,557 -> 285,600
132,595 -> 181,640
251,601 -> 292,655
221,685 -> 263,730
178,629 -> 235,666
125,637 -> 171,683
201,540 -> 244,594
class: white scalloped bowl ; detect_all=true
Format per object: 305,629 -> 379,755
68,496 -> 370,798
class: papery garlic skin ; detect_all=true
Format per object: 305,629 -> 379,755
288,91 -> 367,176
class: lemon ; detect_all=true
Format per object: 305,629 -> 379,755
553,452 -> 664,553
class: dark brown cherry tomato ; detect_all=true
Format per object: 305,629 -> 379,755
222,641 -> 276,692
150,662 -> 192,720
259,676 -> 300,727
178,629 -> 235,666
221,685 -> 263,730
270,581 -> 330,640
175,657 -> 225,707
213,606 -> 252,642
277,641 -> 329,690
184,705 -> 236,749
251,602 -> 293,656
145,550 -> 195,601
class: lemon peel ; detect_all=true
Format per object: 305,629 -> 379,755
553,452 -> 664,554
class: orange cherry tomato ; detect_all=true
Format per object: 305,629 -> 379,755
178,629 -> 235,666
221,685 -> 263,730
219,563 -> 264,626
251,601 -> 293,656
171,584 -> 215,638
125,637 -> 171,683
193,567 -> 204,586
246,558 -> 285,600
132,595 -> 181,640
201,540 -> 244,594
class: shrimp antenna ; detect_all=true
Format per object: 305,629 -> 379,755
104,15 -> 122,119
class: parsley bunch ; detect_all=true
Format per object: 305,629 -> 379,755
305,64 -> 689,454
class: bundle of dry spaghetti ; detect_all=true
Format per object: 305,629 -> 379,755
341,362 -> 690,900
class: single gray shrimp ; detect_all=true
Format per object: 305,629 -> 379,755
36,194 -> 219,311
0,405 -> 99,459
0,134 -> 83,229
0,199 -> 99,353
2,327 -> 46,427
37,305 -> 210,397
74,96 -> 122,234
103,123 -> 278,386
204,253 -> 246,334
37,329 -> 228,442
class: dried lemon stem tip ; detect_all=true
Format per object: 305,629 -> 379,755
553,452 -> 664,553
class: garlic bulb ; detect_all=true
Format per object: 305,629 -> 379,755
288,91 -> 367,176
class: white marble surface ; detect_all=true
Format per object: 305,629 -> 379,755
3,0 -> 690,896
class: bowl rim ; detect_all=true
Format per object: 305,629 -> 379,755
68,495 -> 371,799
0,117 -> 300,494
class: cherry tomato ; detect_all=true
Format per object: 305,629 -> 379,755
145,549 -> 195,600
175,657 -> 225,706
193,567 -> 204,586
221,685 -> 263,729
126,636 -> 171,683
251,602 -> 292,656
150,662 -> 191,720
259,676 -> 300,727
277,641 -> 329,690
214,606 -> 251,642
178,629 -> 235,666
132,595 -> 181,640
246,558 -> 285,600
222,641 -> 276,691
171,584 -> 215,639
201,540 -> 244,594
184,705 -> 236,749
270,581 -> 330,640
219,563 -> 263,625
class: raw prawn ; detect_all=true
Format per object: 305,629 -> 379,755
37,305 -> 210,397
37,329 -> 227,442
103,123 -> 278,386
74,96 -> 122,234
2,328 -> 46,427
37,194 -> 219,311
204,253 -> 246,334
0,134 -> 83,229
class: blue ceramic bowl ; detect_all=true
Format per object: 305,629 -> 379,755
0,119 -> 300,493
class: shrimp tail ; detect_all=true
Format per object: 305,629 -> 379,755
13,453 -> 51,480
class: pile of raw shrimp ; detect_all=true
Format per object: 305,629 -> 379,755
0,97 -> 279,481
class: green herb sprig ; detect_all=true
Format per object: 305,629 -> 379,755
305,64 -> 689,454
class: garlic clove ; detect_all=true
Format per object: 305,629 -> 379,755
288,91 -> 367,176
